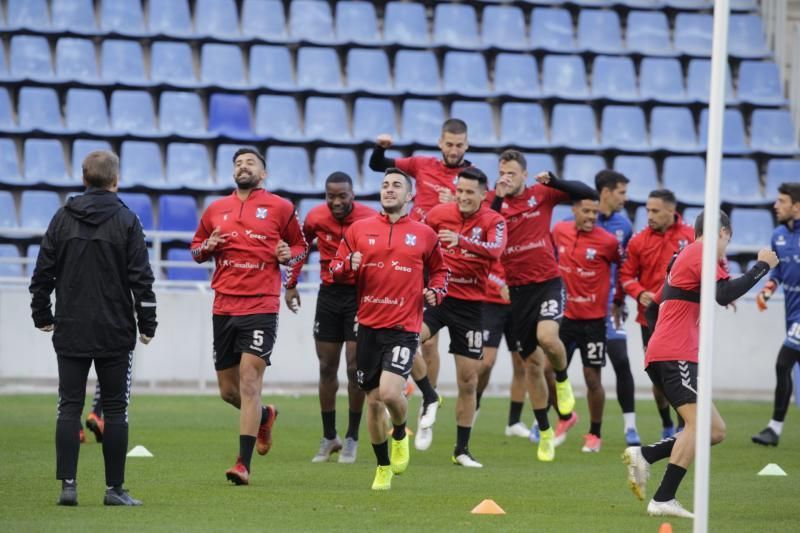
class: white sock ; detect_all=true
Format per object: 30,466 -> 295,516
623,412 -> 637,432
768,419 -> 784,436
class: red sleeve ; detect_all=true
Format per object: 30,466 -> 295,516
280,205 -> 309,273
285,213 -> 317,289
330,225 -> 356,282
540,185 -> 571,207
395,157 -> 417,177
458,216 -> 506,260
716,261 -> 730,282
190,208 -> 214,263
424,234 -> 450,304
620,236 -> 647,300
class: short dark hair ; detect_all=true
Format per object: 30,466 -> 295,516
233,147 -> 266,168
648,189 -> 677,205
778,182 -> 800,204
384,167 -> 413,192
458,166 -> 488,188
499,149 -> 527,171
325,171 -> 353,187
82,150 -> 119,189
595,170 -> 629,194
694,209 -> 732,238
441,118 -> 467,136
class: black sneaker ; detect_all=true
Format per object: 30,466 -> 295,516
751,427 -> 779,447
104,487 -> 142,506
57,483 -> 77,506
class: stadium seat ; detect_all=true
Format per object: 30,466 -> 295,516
551,104 -> 598,149
305,97 -> 350,142
729,208 -> 774,251
551,205 -> 573,229
298,197 -> 322,223
0,41 -> 7,79
524,153 -> 557,179
250,45 -> 294,89
674,13 -> 712,55
159,92 -> 209,138
738,61 -> 786,106
65,89 -> 109,134
650,107 -> 699,152
591,56 -> 638,101
314,148 -> 359,186
750,109 -> 798,155
166,143 -> 214,189
494,54 -> 540,97
444,52 -> 490,96
7,0 -> 50,30
633,206 -> 648,232
297,47 -> 342,91
100,0 -> 146,35
120,141 -> 166,188
602,106 -> 648,151
215,144 -> 241,184
195,0 -> 239,39
56,38 -> 98,81
451,101 -> 495,146
20,191 -> 62,231
110,90 -> 158,135
158,195 -> 198,233
336,1 -> 380,44
531,8 -> 575,52
698,108 -> 750,154
725,259 -> 743,275
640,58 -> 687,103
468,153 -> 499,178
0,192 -> 18,231
242,0 -> 287,40
720,158 -> 762,205
266,146 -> 314,193
353,98 -> 397,141
165,248 -> 208,281
0,89 -> 14,131
289,0 -> 335,42
0,139 -> 23,184
682,206 -> 703,228
542,55 -> 588,98
578,10 -> 623,53
18,87 -> 63,133
626,11 -> 673,55
562,155 -> 605,186
433,4 -> 479,48
148,0 -> 192,37
203,194 -> 224,210
686,59 -> 735,103
26,244 -> 41,274
208,93 -> 254,139
360,149 -> 402,194
10,35 -> 53,80
201,44 -> 247,88
395,50 -> 440,95
72,139 -> 111,179
118,192 -> 154,231
500,103 -> 547,148
255,95 -> 303,140
766,159 -> 800,198
101,40 -> 146,84
614,156 -> 658,203
662,156 -> 706,205
384,2 -> 429,45
347,49 -> 392,93
728,14 -> 769,58
400,99 -> 444,144
52,0 -> 96,32
482,5 -> 527,49
0,244 -> 22,278
151,41 -> 196,86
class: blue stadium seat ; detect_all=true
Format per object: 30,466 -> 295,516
305,97 -> 350,142
444,52 -> 490,96
167,143 -> 214,189
314,148 -> 359,186
434,4 -> 479,48
452,101 -> 496,146
120,141 -> 166,188
729,14 -> 769,58
494,54 -> 540,97
56,38 -> 98,81
203,194 -> 224,210
165,249 -> 208,281
650,107 -> 699,152
725,259 -> 743,275
19,87 -> 63,133
250,45 -> 294,89
20,191 -> 61,231
297,47 -> 342,91
66,89 -> 109,134
592,56 -> 638,101
0,41 -> 7,79
360,149 -> 402,194
208,93 -> 254,139
8,0 -> 49,30
158,195 -> 198,233
400,99 -> 444,144
482,6 -> 527,49
687,59 -> 735,103
0,244 -> 22,278
662,156 -> 705,205
0,88 -> 14,131
633,206 -> 648,232
0,139 -> 23,184
729,208 -> 774,251
255,95 -> 303,140
613,156 -> 658,203
640,58 -> 687,103
750,109 -> 798,155
202,44 -> 247,88
578,10 -> 623,53
562,155 -> 605,186
159,92 -> 209,138
72,139 -> 111,179
118,192 -> 153,231
297,199 -> 324,224
384,2 -> 428,45
395,50 -> 440,95
100,0 -> 146,35
336,1 -> 379,44
602,106 -> 648,151
290,0 -> 335,42
698,109 -> 750,154
523,154 -> 557,179
27,245 -> 41,274
766,160 -> 800,198
148,0 -> 192,37
101,40 -> 146,84
626,11 -> 673,55
738,61 -> 786,106
551,205 -> 574,230
10,35 -> 53,80
151,41 -> 196,86
500,103 -> 547,148
110,90 -> 158,135
682,207 -> 703,228
266,146 -> 314,193
665,0 -> 712,7
720,158 -> 762,205
675,13 -> 712,55
195,0 -> 239,39
551,104 -> 598,149
242,0 -> 287,40
0,192 -> 18,231
531,8 -> 575,52
52,0 -> 96,32
353,98 -> 396,141
347,49 -> 392,93
214,144 -> 240,184
542,55 -> 588,98
468,153 -> 500,178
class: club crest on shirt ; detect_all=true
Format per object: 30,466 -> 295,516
586,247 -> 597,260
776,234 -> 787,246
368,238 -> 376,246
471,227 -> 482,240
528,196 -> 537,207
678,239 -> 689,250
255,207 -> 268,219
405,233 -> 417,246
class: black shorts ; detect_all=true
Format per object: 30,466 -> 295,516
560,317 -> 607,368
355,325 -> 419,391
423,297 -> 484,359
509,278 -> 565,358
314,283 -> 358,343
482,302 -> 518,351
212,313 -> 278,371
646,360 -> 698,408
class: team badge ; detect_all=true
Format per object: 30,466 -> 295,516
528,196 -> 537,207
678,239 -> 688,250
369,238 -> 376,246
256,207 -> 268,219
405,233 -> 417,246
776,235 -> 787,246
586,247 -> 597,260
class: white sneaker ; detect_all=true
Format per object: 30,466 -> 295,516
418,396 -> 442,429
414,426 -> 433,451
452,451 -> 483,468
622,446 -> 650,501
338,437 -> 358,464
311,436 -> 343,463
647,498 -> 694,519
505,422 -> 530,438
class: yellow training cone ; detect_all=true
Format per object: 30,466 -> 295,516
470,499 -> 506,515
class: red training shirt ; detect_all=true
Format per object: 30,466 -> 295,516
484,260 -> 510,305
395,156 -> 470,221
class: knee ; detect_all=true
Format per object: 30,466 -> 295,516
525,356 -> 545,375
319,360 -> 339,383
585,374 -> 603,392
537,332 -> 560,355
366,393 -> 383,412
711,420 -> 727,445
220,387 -> 240,406
379,387 -> 403,407
458,373 -> 478,395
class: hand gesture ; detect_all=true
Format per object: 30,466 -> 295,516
423,288 -> 438,307
500,285 -> 510,303
757,248 -> 779,269
350,251 -> 363,271
285,287 -> 301,314
494,177 -> 512,199
534,171 -> 552,185
437,229 -> 460,249
38,324 -> 54,333
638,291 -> 655,307
756,279 -> 778,312
438,189 -> 454,204
276,240 -> 291,264
139,334 -> 152,345
203,226 -> 227,253
376,134 -> 393,148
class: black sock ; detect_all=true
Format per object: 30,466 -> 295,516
239,435 -> 256,472
533,408 -> 551,431
260,405 -> 269,425
455,425 -> 471,453
590,421 -> 602,438
653,463 -> 687,502
640,436 -> 677,464
102,421 -> 128,487
658,406 -> 674,428
475,391 -> 483,411
392,422 -> 406,441
321,410 -> 336,440
372,440 -> 390,466
555,369 -> 568,382
345,410 -> 361,440
508,401 -> 523,425
556,405 -> 571,421
415,376 -> 438,405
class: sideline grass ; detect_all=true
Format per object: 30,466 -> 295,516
0,394 -> 797,532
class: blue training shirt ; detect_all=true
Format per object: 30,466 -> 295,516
769,221 -> 800,349
597,210 -> 633,341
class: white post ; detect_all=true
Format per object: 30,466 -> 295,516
694,1 -> 730,532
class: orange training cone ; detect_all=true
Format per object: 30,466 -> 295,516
658,523 -> 673,533
470,499 -> 506,515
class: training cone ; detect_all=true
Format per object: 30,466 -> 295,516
757,463 -> 787,476
470,499 -> 506,515
127,445 -> 153,458
658,522 -> 673,533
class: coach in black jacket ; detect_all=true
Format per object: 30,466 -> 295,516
29,150 -> 157,507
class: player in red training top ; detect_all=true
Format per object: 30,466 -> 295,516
622,210 -> 778,519
190,147 -> 308,485
552,198 -> 623,454
284,172 -> 377,464
330,168 -> 449,490
489,150 -> 597,462
619,189 -> 695,438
